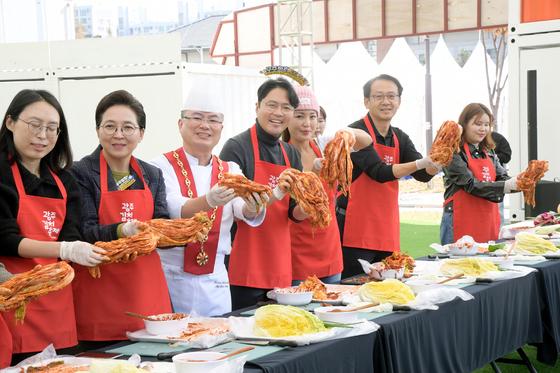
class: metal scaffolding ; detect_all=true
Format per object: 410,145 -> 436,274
276,0 -> 314,86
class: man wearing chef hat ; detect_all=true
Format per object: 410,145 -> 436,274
150,77 -> 268,316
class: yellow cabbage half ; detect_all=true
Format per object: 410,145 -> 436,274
358,279 -> 415,305
253,304 -> 326,337
515,232 -> 558,254
440,258 -> 498,277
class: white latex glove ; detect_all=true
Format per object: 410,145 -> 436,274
243,191 -> 270,217
504,176 -> 519,193
312,158 -> 324,173
272,185 -> 286,200
59,241 -> 107,267
121,220 -> 140,237
273,169 -> 297,200
206,184 -> 235,208
415,156 -> 442,171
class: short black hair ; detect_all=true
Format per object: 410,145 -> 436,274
0,89 -> 73,172
363,74 -> 404,98
257,77 -> 299,108
95,90 -> 146,129
319,106 -> 327,120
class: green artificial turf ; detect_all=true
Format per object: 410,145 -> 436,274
399,221 -> 559,372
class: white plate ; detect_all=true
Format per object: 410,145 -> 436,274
268,285 -> 358,305
9,357 -> 92,373
126,318 -> 232,349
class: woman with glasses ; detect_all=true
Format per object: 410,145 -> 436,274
70,90 -> 172,342
282,85 -> 372,285
0,89 -> 105,362
440,103 -> 520,245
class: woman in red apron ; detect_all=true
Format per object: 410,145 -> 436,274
440,103 -> 520,244
0,90 -> 105,363
70,90 -> 171,341
0,263 -> 13,367
283,86 -> 372,284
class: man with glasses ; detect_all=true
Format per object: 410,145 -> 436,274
220,77 -> 308,310
336,74 -> 440,278
150,88 -> 268,316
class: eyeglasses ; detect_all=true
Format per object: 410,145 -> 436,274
99,123 -> 140,137
370,93 -> 400,103
18,118 -> 60,138
262,101 -> 294,114
182,116 -> 223,126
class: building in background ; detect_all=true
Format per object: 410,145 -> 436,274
0,0 -> 75,43
169,13 -> 227,63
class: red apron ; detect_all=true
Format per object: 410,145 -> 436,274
72,151 -> 171,340
0,317 -> 11,367
444,143 -> 500,242
228,125 -> 292,288
343,115 -> 400,252
1,163 -> 77,353
291,141 -> 342,280
163,150 -> 228,275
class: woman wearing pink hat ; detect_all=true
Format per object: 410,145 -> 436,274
283,85 -> 371,284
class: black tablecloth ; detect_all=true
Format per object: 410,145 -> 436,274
96,262 -> 556,373
244,332 -> 376,373
526,259 -> 560,364
372,271 -> 544,373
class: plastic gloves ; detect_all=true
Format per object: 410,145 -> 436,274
504,176 -> 519,193
206,184 -> 235,208
243,191 -> 270,217
59,241 -> 107,267
121,220 -> 141,237
415,156 -> 442,172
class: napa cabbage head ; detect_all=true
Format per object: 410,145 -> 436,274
253,304 -> 326,337
359,279 -> 415,305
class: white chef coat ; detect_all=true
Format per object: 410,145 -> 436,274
150,149 -> 265,316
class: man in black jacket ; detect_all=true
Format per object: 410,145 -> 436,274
337,74 -> 439,278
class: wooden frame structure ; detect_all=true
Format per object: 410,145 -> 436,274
210,0 -> 508,67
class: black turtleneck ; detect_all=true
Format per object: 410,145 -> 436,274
220,121 -> 302,179
220,121 -> 303,220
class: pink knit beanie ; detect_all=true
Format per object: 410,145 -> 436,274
293,85 -> 319,114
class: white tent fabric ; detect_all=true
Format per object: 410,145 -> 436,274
461,39 -> 495,111
322,42 -> 379,135
202,36 -> 506,157
379,38 -> 426,153
430,35 -> 464,136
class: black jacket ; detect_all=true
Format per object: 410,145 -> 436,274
0,156 -> 82,256
70,146 -> 169,243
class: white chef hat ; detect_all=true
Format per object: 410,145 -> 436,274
181,75 -> 224,115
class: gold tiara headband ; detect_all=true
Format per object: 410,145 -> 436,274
260,66 -> 309,86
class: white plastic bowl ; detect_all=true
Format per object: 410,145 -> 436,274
172,352 -> 227,373
314,306 -> 362,324
379,267 -> 404,280
275,290 -> 313,306
144,313 -> 189,336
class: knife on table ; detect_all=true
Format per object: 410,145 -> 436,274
475,278 -> 494,283
157,348 -> 192,360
